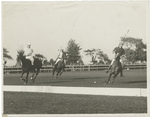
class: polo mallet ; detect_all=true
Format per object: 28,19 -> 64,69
58,46 -> 62,51
124,29 -> 129,38
120,29 -> 129,46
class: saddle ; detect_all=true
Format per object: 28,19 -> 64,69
55,60 -> 65,68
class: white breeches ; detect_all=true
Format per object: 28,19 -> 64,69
111,58 -> 115,65
111,56 -> 123,65
26,56 -> 34,65
120,59 -> 123,63
55,58 -> 61,64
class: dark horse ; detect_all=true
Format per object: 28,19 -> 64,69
18,54 -> 42,84
52,52 -> 67,78
105,56 -> 123,85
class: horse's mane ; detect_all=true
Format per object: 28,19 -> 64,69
62,52 -> 67,59
115,55 -> 120,62
17,49 -> 25,62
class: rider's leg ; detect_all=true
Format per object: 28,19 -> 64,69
55,58 -> 61,66
30,57 -> 34,66
63,60 -> 66,71
106,59 -> 114,73
26,56 -> 34,66
54,58 -> 58,65
120,62 -> 123,77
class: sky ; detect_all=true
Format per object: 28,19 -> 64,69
2,1 -> 148,66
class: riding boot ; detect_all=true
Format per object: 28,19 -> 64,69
31,65 -> 34,70
54,63 -> 58,68
120,73 -> 123,77
106,65 -> 112,73
120,68 -> 123,77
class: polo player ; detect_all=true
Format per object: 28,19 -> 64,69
106,42 -> 125,75
54,49 -> 65,66
24,43 -> 34,66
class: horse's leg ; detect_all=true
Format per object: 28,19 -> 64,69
111,71 -> 120,84
20,70 -> 26,82
52,68 -> 55,76
120,64 -> 123,77
20,70 -> 25,80
120,69 -> 123,77
59,71 -> 63,76
52,66 -> 56,78
33,69 -> 40,83
52,69 -> 56,80
56,71 -> 59,79
56,69 -> 61,79
60,66 -> 65,76
104,72 -> 113,85
31,69 -> 36,81
25,71 -> 29,84
59,69 -> 63,76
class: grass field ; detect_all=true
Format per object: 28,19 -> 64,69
3,91 -> 147,114
4,69 -> 147,88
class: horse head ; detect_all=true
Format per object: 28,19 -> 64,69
17,50 -> 26,64
62,52 -> 67,61
115,55 -> 120,62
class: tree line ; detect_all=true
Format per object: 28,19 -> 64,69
3,37 -> 147,66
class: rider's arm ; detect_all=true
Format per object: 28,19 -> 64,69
27,49 -> 33,56
25,49 -> 33,56
113,47 -> 118,54
120,48 -> 125,56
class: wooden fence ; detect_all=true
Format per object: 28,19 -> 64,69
3,64 -> 147,74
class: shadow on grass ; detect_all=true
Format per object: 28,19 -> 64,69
72,77 -> 104,80
127,81 -> 146,84
37,80 -> 72,84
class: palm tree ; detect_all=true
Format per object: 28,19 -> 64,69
3,48 -> 13,66
3,48 -> 13,60
15,48 -> 24,67
35,54 -> 46,60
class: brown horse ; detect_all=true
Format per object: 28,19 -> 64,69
17,51 -> 42,84
105,56 -> 122,85
52,52 -> 66,79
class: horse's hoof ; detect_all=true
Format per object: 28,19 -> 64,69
104,83 -> 107,85
31,78 -> 34,82
33,78 -> 35,83
21,78 -> 26,82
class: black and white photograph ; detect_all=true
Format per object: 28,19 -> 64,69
1,1 -> 149,116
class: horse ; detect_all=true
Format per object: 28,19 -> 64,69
105,56 -> 122,85
18,53 -> 42,84
52,52 -> 67,79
